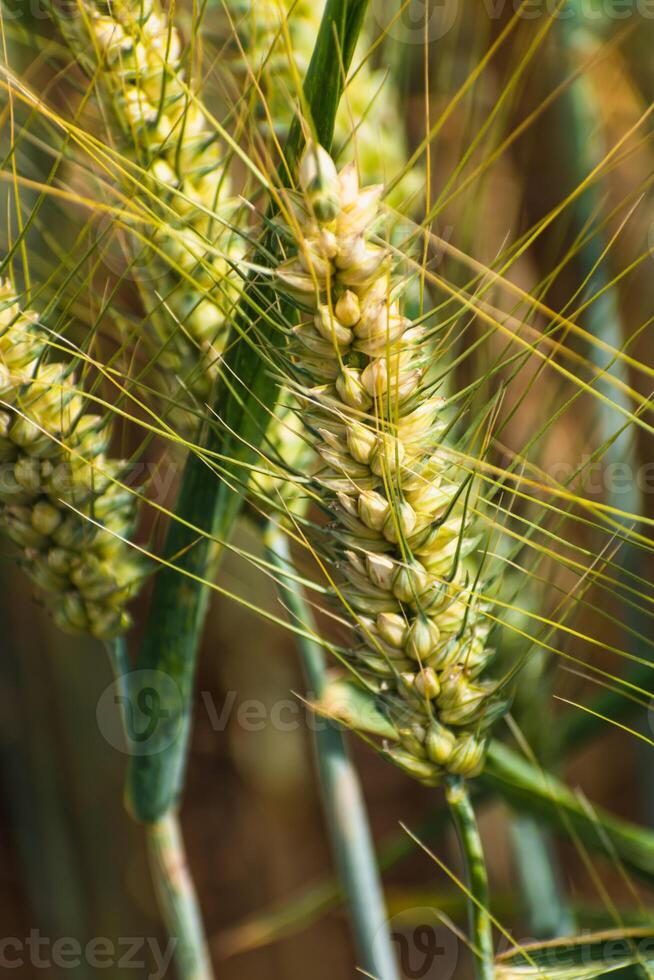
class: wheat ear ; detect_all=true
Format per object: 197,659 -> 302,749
0,280 -> 141,638
271,141 -> 500,977
273,143 -> 503,784
52,0 -> 240,406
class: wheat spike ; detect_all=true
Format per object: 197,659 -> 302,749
0,281 -> 142,638
273,144 -> 504,784
52,0 -> 241,407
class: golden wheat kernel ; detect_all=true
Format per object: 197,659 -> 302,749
31,500 -> 62,536
425,722 -> 456,766
314,306 -> 352,347
298,243 -> 333,279
382,501 -> 417,545
339,246 -> 388,287
335,290 -> 360,327
427,637 -> 463,672
414,667 -> 441,699
335,235 -> 367,272
28,560 -> 67,594
299,143 -> 339,198
376,611 -> 407,648
14,456 -> 41,493
89,605 -> 130,640
335,367 -> 373,411
341,185 -> 384,231
346,424 -> 377,465
48,547 -> 73,576
406,616 -> 441,661
336,491 -> 358,519
357,489 -> 390,531
365,552 -> 395,592
337,162 -> 359,208
392,562 -> 428,604
353,299 -> 387,341
385,745 -> 439,783
0,464 -> 25,503
399,728 -> 428,759
360,359 -> 388,398
399,401 -> 444,444
369,434 -> 405,477
5,506 -> 47,549
439,691 -> 488,726
60,592 -> 90,632
447,734 -> 485,777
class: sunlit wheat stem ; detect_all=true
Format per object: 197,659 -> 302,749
146,813 -> 214,980
104,635 -> 215,980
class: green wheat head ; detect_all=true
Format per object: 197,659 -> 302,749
0,279 -> 142,637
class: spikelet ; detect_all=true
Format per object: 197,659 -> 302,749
0,281 -> 142,638
221,0 -> 422,208
272,144 -> 505,785
53,0 -> 240,406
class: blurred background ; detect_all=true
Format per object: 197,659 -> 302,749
2,0 -> 654,977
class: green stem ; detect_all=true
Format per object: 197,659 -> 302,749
146,813 -> 214,980
509,816 -> 575,938
104,635 -> 131,711
126,0 -> 371,824
265,522 -> 399,980
445,777 -> 494,980
105,639 -> 214,980
484,741 -> 654,887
